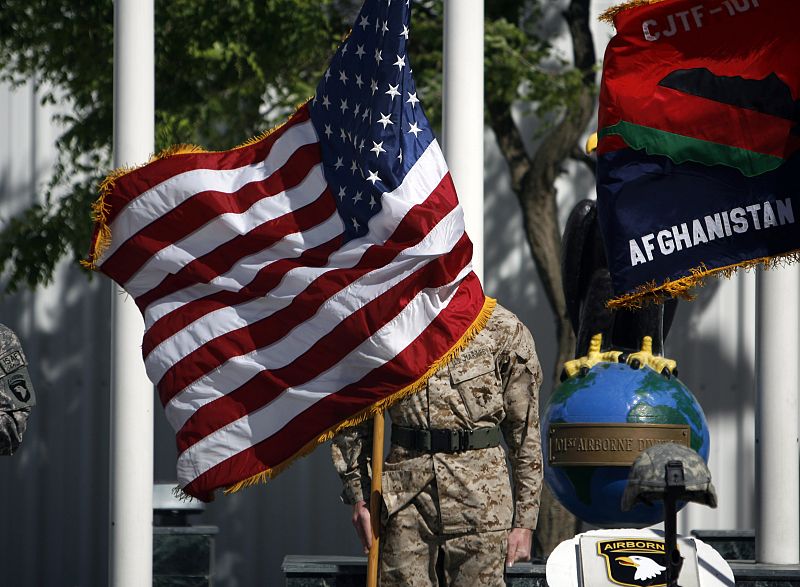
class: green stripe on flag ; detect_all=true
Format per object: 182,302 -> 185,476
600,120 -> 785,177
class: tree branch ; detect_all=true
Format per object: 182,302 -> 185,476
487,101 -> 531,195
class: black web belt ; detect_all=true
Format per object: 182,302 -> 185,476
391,425 -> 502,453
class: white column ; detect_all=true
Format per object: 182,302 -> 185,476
443,0 -> 485,283
110,0 -> 154,585
755,265 -> 800,563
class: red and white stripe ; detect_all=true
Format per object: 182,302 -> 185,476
95,105 -> 485,500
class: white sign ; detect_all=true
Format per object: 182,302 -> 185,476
579,534 -> 699,587
546,529 -> 735,587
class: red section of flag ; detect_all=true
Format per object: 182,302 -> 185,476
599,0 -> 800,158
155,172 -> 461,401
175,233 -> 473,454
102,143 -> 322,285
140,233 -> 344,358
183,273 -> 485,502
107,107 -> 313,228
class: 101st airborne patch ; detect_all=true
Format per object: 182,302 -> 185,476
596,539 -> 669,587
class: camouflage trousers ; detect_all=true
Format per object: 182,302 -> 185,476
380,482 -> 508,587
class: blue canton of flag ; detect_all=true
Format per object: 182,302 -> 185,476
310,0 -> 434,240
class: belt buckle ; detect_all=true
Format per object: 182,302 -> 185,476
449,429 -> 472,452
460,429 -> 472,451
447,430 -> 460,452
417,429 -> 431,452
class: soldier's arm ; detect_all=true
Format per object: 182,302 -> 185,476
500,321 -> 544,531
330,420 -> 373,505
331,421 -> 374,553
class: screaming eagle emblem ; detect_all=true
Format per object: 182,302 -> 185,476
597,539 -> 671,586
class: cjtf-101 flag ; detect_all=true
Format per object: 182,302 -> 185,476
85,0 -> 492,501
596,0 -> 800,307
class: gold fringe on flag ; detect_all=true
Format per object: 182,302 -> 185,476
80,165 -> 136,270
82,100 -> 313,271
599,0 -> 669,24
607,251 -> 800,309
220,296 -> 498,497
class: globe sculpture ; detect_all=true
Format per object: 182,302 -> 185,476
542,361 -> 710,527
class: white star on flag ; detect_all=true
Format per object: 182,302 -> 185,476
378,112 -> 394,129
371,141 -> 386,157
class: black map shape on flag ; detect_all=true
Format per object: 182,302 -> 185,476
658,68 -> 800,135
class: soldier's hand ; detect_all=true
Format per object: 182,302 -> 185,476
352,500 -> 373,554
506,527 -> 533,567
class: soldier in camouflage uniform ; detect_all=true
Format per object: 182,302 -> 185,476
332,303 -> 543,586
0,324 -> 35,456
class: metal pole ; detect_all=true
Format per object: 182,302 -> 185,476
443,0 -> 485,283
664,461 -> 685,587
664,494 -> 679,587
755,265 -> 800,564
110,0 -> 155,584
367,413 -> 386,587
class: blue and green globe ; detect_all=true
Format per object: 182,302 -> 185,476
542,362 -> 710,527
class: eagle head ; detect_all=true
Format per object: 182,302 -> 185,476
617,555 -> 667,581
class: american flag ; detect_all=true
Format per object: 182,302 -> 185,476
86,0 -> 490,501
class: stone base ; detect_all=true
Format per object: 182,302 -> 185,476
154,526 -> 218,587
282,556 -> 366,587
729,562 -> 800,587
692,530 -> 756,561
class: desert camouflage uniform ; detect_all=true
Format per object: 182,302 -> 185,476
332,304 -> 543,586
0,324 -> 34,456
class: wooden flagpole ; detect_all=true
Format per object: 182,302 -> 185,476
367,411 -> 385,587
